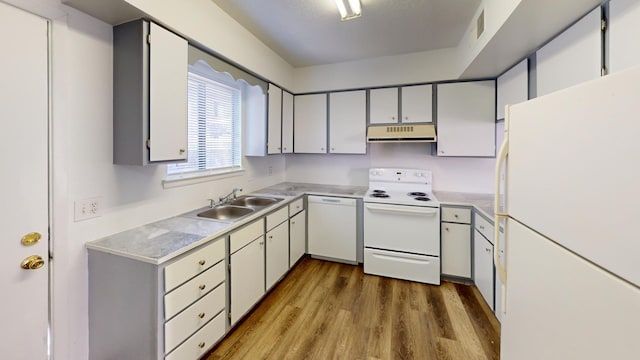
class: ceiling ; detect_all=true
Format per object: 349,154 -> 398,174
211,0 -> 482,68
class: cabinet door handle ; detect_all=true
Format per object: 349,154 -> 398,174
454,214 -> 459,218
445,227 -> 449,232
268,235 -> 273,239
179,148 -> 185,154
479,225 -> 485,230
198,284 -> 206,290
259,241 -> 264,246
198,259 -> 206,266
291,221 -> 295,225
485,248 -> 491,253
198,312 -> 205,319
198,342 -> 206,349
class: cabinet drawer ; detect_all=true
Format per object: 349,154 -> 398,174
165,260 -> 225,319
266,206 -> 288,231
165,239 -> 224,293
165,310 -> 226,360
441,207 -> 471,224
474,213 -> 495,244
230,218 -> 264,254
165,283 -> 225,353
289,198 -> 304,216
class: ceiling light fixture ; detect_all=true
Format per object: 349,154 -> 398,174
335,0 -> 362,21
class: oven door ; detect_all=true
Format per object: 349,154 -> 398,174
364,202 -> 440,255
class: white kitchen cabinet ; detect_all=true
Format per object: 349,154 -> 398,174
113,19 -> 188,165
282,90 -> 294,153
497,59 -> 528,120
267,83 -> 283,154
610,0 -> 640,74
308,196 -> 357,262
230,221 -> 265,324
329,90 -> 366,154
441,220 -> 472,279
436,81 -> 496,157
294,94 -> 327,153
474,230 -> 494,311
370,87 -> 399,124
289,210 -> 306,267
266,219 -> 289,290
536,7 -> 601,97
401,84 -> 433,123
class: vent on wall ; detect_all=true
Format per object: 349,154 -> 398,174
477,9 -> 485,39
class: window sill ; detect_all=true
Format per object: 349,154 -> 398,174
163,167 -> 244,189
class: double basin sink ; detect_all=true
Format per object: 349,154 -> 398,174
193,195 -> 283,222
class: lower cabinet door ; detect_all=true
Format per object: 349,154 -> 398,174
231,237 -> 265,324
266,221 -> 289,290
441,222 -> 471,278
474,230 -> 495,310
289,210 -> 306,267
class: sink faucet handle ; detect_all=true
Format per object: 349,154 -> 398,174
207,198 -> 216,208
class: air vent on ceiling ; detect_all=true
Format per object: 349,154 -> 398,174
477,9 -> 485,39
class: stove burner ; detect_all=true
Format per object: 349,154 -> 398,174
408,192 -> 427,197
414,196 -> 431,202
370,193 -> 390,198
372,189 -> 387,194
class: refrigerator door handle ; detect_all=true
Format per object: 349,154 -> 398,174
494,108 -> 509,285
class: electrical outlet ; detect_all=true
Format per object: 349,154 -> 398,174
74,197 -> 102,221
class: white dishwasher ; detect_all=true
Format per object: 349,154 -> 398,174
307,195 -> 357,263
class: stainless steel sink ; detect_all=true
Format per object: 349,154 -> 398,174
229,195 -> 283,208
197,205 -> 254,221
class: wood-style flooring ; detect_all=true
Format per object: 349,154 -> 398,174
205,257 -> 500,360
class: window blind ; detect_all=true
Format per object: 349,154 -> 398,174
167,70 -> 242,176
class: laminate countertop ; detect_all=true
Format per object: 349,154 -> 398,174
85,183 -> 367,265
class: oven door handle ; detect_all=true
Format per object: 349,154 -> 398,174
365,203 -> 438,216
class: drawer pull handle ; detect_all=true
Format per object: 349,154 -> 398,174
199,284 -> 206,290
291,221 -> 295,225
454,214 -> 459,218
268,235 -> 273,239
198,312 -> 205,319
445,227 -> 449,232
198,342 -> 206,348
486,248 -> 491,253
198,259 -> 206,266
479,225 -> 485,230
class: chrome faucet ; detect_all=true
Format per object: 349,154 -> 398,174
215,187 -> 243,206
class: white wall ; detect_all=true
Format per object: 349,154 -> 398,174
285,143 -> 497,194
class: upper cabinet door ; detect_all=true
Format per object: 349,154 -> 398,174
436,81 -> 496,157
610,0 -> 640,74
149,22 -> 188,162
281,91 -> 294,154
536,7 -> 601,97
267,83 -> 282,154
294,94 -> 327,154
370,88 -> 398,124
401,84 -> 433,123
329,90 -> 366,154
497,59 -> 528,121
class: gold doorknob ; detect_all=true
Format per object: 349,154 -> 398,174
21,255 -> 45,270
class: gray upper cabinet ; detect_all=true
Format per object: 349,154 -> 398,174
436,81 -> 496,157
497,59 -> 528,121
113,20 -> 188,165
401,84 -> 433,123
536,7 -> 601,97
610,0 -> 640,74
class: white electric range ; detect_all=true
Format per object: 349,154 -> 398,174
363,168 -> 441,285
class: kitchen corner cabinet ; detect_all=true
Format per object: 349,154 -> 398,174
230,219 -> 265,325
370,88 -> 399,124
436,81 -> 496,157
282,90 -> 294,153
440,207 -> 472,279
473,213 -> 495,311
497,59 -> 528,121
294,93 -> 327,153
113,19 -> 188,165
88,239 -> 226,360
267,84 -> 283,154
401,84 -> 433,123
329,90 -> 366,154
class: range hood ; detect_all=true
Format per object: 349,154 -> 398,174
366,124 -> 437,143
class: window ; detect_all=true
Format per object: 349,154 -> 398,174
167,65 -> 242,178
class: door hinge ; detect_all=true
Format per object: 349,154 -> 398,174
601,18 -> 607,32
146,138 -> 151,149
147,34 -> 151,44
601,66 -> 608,76
228,263 -> 231,271
228,312 -> 232,320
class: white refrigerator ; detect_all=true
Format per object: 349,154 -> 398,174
495,65 -> 640,359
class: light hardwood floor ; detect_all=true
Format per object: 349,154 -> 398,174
206,257 -> 500,360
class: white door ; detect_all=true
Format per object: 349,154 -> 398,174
0,2 -> 50,358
